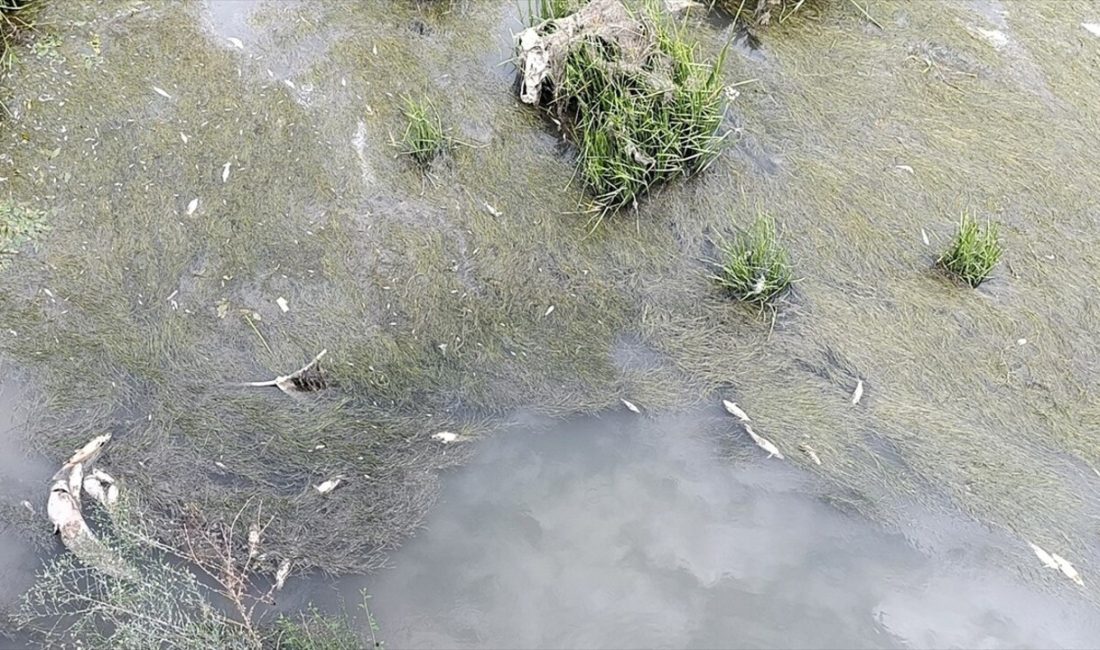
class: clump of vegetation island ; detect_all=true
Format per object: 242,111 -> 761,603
516,0 -> 727,213
937,212 -> 1003,287
713,216 -> 793,304
396,95 -> 453,168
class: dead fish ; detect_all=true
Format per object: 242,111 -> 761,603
743,424 -> 783,460
227,36 -> 244,49
83,469 -> 119,508
21,500 -> 34,515
895,164 -> 915,175
851,379 -> 864,405
620,398 -> 641,414
800,443 -> 822,465
239,350 -> 328,395
187,198 -> 199,216
222,162 -> 231,183
544,305 -> 555,317
248,523 -> 261,560
67,462 -> 84,507
152,86 -> 172,99
483,202 -> 502,217
1051,553 -> 1085,587
276,297 -> 289,313
432,431 -> 459,444
180,132 -> 189,143
1028,541 -> 1058,570
275,558 -> 292,591
47,480 -> 79,535
921,228 -> 930,246
722,399 -> 751,422
64,433 -> 111,468
313,478 -> 342,495
1084,23 -> 1100,37
747,274 -> 766,296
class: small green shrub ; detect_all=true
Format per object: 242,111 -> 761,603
937,213 -> 1002,287
271,606 -> 364,650
528,0 -> 575,23
714,216 -> 793,304
397,95 -> 451,167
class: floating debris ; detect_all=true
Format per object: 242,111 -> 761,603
227,36 -> 244,49
664,0 -> 702,12
483,202 -> 502,217
722,399 -> 751,422
1084,23 -> 1100,38
968,26 -> 1008,49
432,431 -> 459,444
247,523 -> 261,561
544,305 -> 555,317
21,500 -> 34,515
186,198 -> 199,216
800,443 -> 822,465
743,423 -> 783,460
895,164 -> 915,174
1017,338 -> 1027,346
222,162 -> 231,183
152,86 -> 171,99
851,379 -> 864,405
921,228 -> 930,246
620,398 -> 641,414
276,297 -> 289,313
313,478 -> 342,495
180,132 -> 189,144
238,349 -> 328,395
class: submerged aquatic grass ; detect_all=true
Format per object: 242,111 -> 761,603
937,213 -> 1002,287
396,95 -> 451,167
1,0 -> 38,72
713,216 -> 792,304
527,0 -> 575,23
525,1 -> 727,213
0,200 -> 48,267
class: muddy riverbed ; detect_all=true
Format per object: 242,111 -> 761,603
2,0 -> 1100,645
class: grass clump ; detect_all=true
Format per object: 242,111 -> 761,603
937,212 -> 1002,287
527,0 -> 576,23
396,95 -> 452,168
2,0 -> 38,71
519,0 -> 726,213
0,200 -> 48,267
713,216 -> 793,304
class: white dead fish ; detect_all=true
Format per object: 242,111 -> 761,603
921,228 -> 930,246
222,161 -> 231,183
664,0 -> 702,12
47,479 -> 80,535
187,198 -> 199,215
1084,23 -> 1100,37
483,202 -> 502,217
722,399 -> 751,422
1028,541 -> 1058,570
1051,553 -> 1084,587
432,431 -> 459,444
276,297 -> 289,313
83,469 -> 119,508
747,274 -> 766,296
63,433 -> 111,469
227,36 -> 244,49
180,132 -> 189,143
1017,338 -> 1027,346
313,477 -> 342,495
275,558 -> 292,591
544,305 -> 555,317
620,398 -> 641,414
247,523 -> 261,560
743,424 -> 783,459
895,164 -> 915,175
851,379 -> 864,405
21,500 -> 34,515
800,443 -> 822,465
152,86 -> 172,99
67,462 -> 84,507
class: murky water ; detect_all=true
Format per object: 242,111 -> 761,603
350,416 -> 1100,648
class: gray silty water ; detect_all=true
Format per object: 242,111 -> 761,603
354,414 -> 1100,649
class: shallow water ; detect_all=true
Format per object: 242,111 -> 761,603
350,415 -> 1100,648
2,0 -> 1100,644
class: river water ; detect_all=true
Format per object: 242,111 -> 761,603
343,414 -> 1100,648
